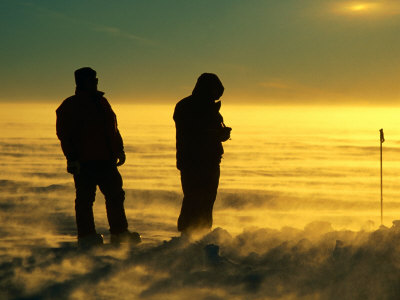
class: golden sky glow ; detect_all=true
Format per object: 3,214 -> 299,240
1,1 -> 400,104
349,3 -> 374,12
333,1 -> 400,16
332,2 -> 381,15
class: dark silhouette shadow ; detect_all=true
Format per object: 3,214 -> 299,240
56,67 -> 140,247
173,73 -> 232,238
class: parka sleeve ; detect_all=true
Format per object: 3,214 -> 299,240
114,124 -> 124,153
103,98 -> 124,153
56,102 -> 78,161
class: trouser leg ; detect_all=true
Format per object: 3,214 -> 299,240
177,177 -> 200,232
199,166 -> 220,229
178,166 -> 220,233
98,166 -> 128,234
74,172 -> 97,238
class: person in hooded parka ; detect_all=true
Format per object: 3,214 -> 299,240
173,73 -> 232,238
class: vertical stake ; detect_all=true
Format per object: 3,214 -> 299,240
380,128 -> 385,226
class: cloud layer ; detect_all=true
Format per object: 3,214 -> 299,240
3,224 -> 400,300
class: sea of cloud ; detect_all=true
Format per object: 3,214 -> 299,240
2,219 -> 400,300
1,178 -> 400,299
1,172 -> 398,299
3,103 -> 400,299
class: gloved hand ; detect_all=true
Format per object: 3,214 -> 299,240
116,151 -> 126,167
67,160 -> 80,175
219,127 -> 232,142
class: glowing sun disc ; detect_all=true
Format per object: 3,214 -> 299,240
351,4 -> 368,11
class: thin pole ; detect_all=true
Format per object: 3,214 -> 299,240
380,129 -> 384,226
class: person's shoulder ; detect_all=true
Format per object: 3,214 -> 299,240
97,92 -> 113,110
60,95 -> 76,106
174,96 -> 193,119
175,95 -> 193,111
56,95 -> 76,114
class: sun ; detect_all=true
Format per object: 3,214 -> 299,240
333,2 -> 383,15
350,4 -> 368,12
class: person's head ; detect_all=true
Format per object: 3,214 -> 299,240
74,67 -> 98,92
192,73 -> 224,101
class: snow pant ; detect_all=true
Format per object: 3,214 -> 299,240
177,165 -> 220,234
73,161 -> 128,237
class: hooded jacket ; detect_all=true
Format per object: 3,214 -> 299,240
173,73 -> 227,170
56,90 -> 124,162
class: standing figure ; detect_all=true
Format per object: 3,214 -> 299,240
56,67 -> 141,247
173,73 -> 231,238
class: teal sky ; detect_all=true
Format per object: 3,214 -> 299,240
1,0 -> 399,104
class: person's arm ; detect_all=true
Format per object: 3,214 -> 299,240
115,127 -> 125,166
103,98 -> 125,166
203,113 -> 231,142
56,102 -> 78,161
56,101 -> 80,174
110,109 -> 124,153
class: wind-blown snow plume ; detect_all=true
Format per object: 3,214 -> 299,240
2,224 -> 400,300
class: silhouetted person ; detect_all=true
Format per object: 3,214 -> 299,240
173,73 -> 231,238
56,67 -> 141,248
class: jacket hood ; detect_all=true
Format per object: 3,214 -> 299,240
192,73 -> 224,101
